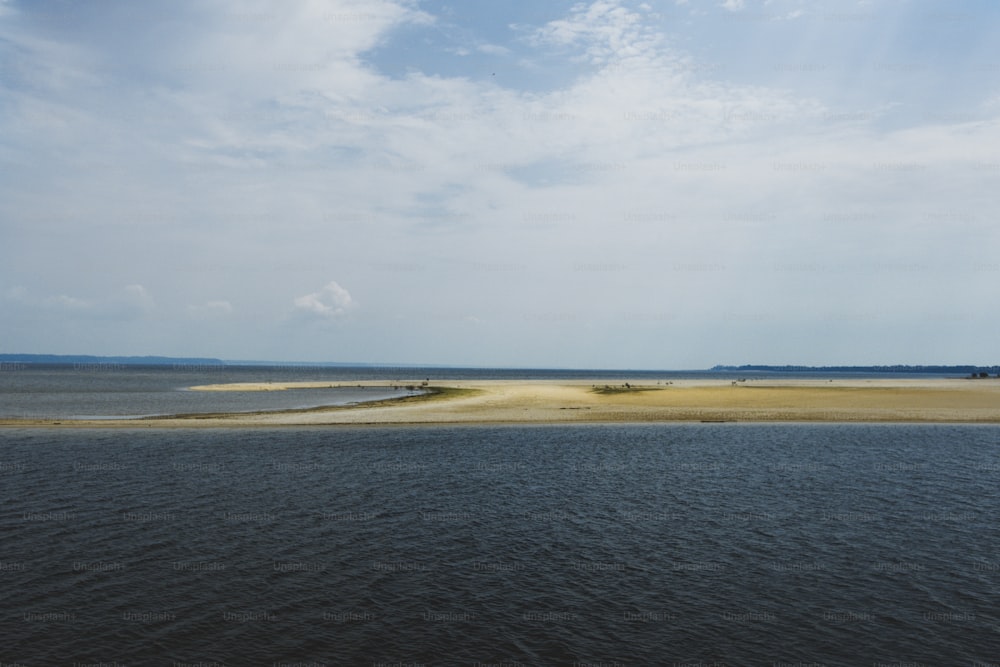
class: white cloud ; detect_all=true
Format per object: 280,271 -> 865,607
530,0 -> 662,67
293,281 -> 356,319
2,284 -> 153,319
49,294 -> 92,310
722,0 -> 745,11
122,284 -> 154,310
188,300 -> 234,317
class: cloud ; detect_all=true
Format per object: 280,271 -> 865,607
188,300 -> 234,318
292,281 -> 356,319
721,0 -> 745,10
49,294 -> 92,310
121,284 -> 154,311
530,0 -> 663,67
2,284 -> 153,319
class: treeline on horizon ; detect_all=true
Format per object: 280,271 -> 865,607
2,354 -> 997,374
0,354 -> 402,367
711,364 -> 1000,374
0,354 -> 226,366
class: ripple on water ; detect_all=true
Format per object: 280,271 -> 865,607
0,423 -> 997,663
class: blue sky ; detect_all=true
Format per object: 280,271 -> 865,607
2,0 -> 999,368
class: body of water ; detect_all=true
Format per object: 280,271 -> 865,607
1,422 -> 998,664
0,366 -> 433,419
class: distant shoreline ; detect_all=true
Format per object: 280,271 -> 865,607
2,378 -> 999,428
2,355 -> 998,377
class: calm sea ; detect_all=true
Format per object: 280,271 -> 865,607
1,422 -> 998,665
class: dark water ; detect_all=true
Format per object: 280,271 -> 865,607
1,423 -> 998,665
0,366 -> 428,419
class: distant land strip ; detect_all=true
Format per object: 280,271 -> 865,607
712,364 -> 1000,375
1,354 -> 999,375
0,353 -> 225,366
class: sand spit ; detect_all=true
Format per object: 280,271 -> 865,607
3,378 -> 1000,428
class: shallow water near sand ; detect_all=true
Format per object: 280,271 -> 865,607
0,365 -> 432,419
1,422 -> 998,664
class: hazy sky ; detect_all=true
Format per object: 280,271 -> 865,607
2,0 -> 998,368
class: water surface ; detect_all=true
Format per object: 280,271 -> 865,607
1,423 -> 997,664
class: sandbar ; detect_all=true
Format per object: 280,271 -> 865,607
2,378 -> 999,428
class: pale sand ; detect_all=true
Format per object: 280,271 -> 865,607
3,378 -> 1000,428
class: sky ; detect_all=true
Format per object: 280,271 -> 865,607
1,0 -> 999,368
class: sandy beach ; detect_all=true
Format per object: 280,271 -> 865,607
4,378 -> 999,428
